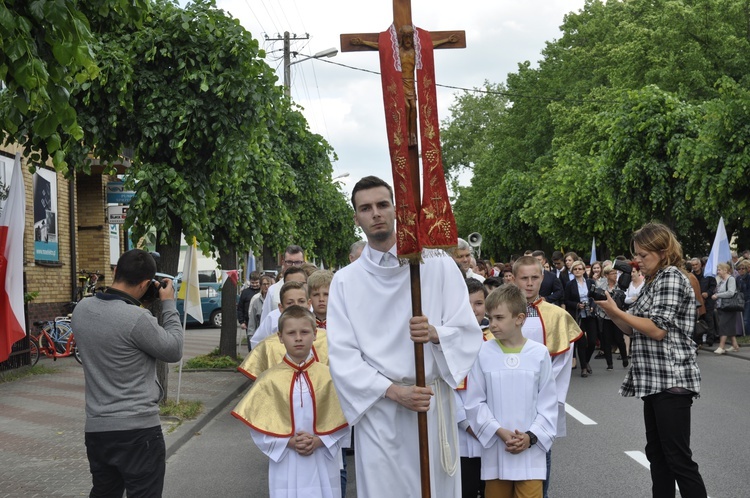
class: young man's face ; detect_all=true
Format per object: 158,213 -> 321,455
353,186 -> 396,245
309,286 -> 329,319
279,288 -> 309,312
249,279 -> 260,290
278,317 -> 317,364
453,249 -> 472,273
502,271 -> 514,284
552,259 -> 564,271
514,264 -> 543,302
284,272 -> 307,285
468,290 -> 486,325
488,302 -> 525,342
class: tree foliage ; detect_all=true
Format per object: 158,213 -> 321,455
443,0 -> 750,259
0,0 -> 149,168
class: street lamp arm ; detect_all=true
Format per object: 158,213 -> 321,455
289,47 -> 338,66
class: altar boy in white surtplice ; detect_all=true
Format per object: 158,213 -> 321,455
466,284 -> 557,498
232,306 -> 349,498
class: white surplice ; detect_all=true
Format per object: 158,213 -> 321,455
465,340 -> 557,481
522,316 -> 574,437
327,245 -> 483,498
250,370 -> 348,498
455,387 -> 483,458
251,308 -> 281,349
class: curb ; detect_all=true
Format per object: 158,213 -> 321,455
165,377 -> 252,460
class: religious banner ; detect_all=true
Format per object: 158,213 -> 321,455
414,28 -> 458,249
378,24 -> 457,260
32,168 -> 59,262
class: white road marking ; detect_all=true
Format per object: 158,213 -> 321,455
564,403 -> 597,425
625,450 -> 650,468
625,451 -> 711,498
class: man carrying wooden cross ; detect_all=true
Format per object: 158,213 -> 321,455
330,5 -> 478,495
327,176 -> 482,497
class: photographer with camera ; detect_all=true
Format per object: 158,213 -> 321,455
597,223 -> 706,498
72,249 -> 183,497
593,265 -> 629,370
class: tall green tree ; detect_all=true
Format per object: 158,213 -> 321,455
68,0 -> 287,358
72,0 -> 283,269
0,0 -> 149,168
445,0 -> 750,257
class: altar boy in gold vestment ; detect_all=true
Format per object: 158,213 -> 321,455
232,306 -> 349,498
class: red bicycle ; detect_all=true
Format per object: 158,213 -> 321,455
29,317 -> 82,365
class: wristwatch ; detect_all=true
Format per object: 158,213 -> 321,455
525,431 -> 538,446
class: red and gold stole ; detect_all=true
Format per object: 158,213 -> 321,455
378,24 -> 457,261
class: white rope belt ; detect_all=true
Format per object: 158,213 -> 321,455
389,378 -> 460,476
434,378 -> 459,476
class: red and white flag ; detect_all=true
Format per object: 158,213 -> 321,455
221,270 -> 238,289
0,154 -> 27,362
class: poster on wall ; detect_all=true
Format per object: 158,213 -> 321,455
0,154 -> 15,218
33,168 -> 59,261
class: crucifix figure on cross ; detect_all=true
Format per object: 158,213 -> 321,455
330,3 -> 479,498
349,25 -> 459,146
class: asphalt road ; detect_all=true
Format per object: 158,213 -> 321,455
165,331 -> 749,498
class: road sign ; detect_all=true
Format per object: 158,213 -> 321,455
106,181 -> 135,204
107,205 -> 128,224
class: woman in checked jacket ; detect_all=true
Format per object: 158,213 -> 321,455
597,223 -> 707,498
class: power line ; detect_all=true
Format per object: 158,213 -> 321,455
242,0 -> 267,37
315,58 -> 616,105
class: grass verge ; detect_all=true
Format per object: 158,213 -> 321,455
0,365 -> 57,384
160,399 -> 204,420
182,348 -> 242,369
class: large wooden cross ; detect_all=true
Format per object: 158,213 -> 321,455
341,3 -> 465,498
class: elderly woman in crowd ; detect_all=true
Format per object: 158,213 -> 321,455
712,262 -> 742,354
565,259 -> 599,377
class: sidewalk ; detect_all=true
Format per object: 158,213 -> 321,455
0,328 -> 250,498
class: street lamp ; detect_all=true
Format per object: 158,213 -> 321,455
331,172 -> 349,183
284,42 -> 338,96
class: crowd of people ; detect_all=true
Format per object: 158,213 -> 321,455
72,175 -> 746,498
464,246 -> 750,363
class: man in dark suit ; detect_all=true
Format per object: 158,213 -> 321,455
551,251 -> 570,290
534,250 -> 564,306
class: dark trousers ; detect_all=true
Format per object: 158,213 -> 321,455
643,392 -> 707,498
85,426 -> 166,498
461,456 -> 484,498
705,306 -> 717,342
601,319 -> 628,367
578,316 -> 600,367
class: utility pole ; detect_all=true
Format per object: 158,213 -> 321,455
266,32 -> 310,97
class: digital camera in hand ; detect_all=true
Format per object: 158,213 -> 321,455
142,272 -> 174,302
589,286 -> 608,302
